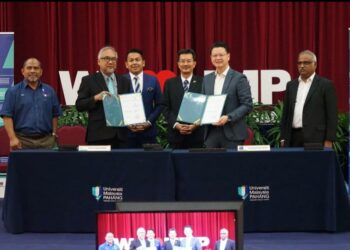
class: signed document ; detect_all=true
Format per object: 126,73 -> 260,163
201,94 -> 227,124
119,93 -> 146,125
102,93 -> 146,127
177,92 -> 227,125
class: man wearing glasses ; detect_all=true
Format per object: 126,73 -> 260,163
280,50 -> 337,148
76,46 -> 131,148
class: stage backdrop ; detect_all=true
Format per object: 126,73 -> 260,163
0,2 -> 349,110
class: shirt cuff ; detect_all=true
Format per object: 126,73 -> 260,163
173,122 -> 179,129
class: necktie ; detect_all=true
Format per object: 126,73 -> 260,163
107,77 -> 115,95
183,80 -> 189,92
134,76 -> 141,93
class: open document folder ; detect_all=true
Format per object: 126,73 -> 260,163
102,93 -> 146,127
177,92 -> 227,125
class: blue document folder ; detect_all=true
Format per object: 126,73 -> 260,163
102,94 -> 124,127
177,92 -> 207,124
177,92 -> 227,125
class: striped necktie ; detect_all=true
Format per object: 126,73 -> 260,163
134,76 -> 141,93
183,80 -> 189,92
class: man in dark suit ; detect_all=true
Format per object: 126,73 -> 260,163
75,46 -> 130,148
280,50 -> 337,148
162,48 -> 204,148
130,227 -> 150,250
146,229 -> 162,250
163,228 -> 181,250
214,228 -> 235,250
202,41 -> 253,148
124,48 -> 163,148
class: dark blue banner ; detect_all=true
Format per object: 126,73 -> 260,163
0,32 -> 14,127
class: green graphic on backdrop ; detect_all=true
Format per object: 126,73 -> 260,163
3,41 -> 14,69
0,32 -> 14,127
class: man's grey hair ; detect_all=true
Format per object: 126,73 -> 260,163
299,50 -> 317,62
97,46 -> 118,59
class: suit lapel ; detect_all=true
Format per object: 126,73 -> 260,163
290,80 -> 299,107
141,74 -> 148,93
304,75 -> 320,105
189,76 -> 200,92
222,69 -> 234,94
176,76 -> 185,93
208,73 -> 216,95
96,72 -> 108,91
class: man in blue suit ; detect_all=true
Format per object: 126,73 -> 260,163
214,228 -> 235,250
202,41 -> 253,148
124,48 -> 163,148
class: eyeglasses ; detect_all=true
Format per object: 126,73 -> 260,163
211,53 -> 228,58
101,57 -> 118,62
297,61 -> 313,66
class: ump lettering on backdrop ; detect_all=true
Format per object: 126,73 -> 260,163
59,69 -> 291,105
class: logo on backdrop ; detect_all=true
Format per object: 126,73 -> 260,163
237,185 -> 249,200
237,185 -> 270,201
92,186 -> 103,201
91,186 -> 123,202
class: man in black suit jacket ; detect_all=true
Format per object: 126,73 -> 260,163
129,227 -> 150,250
163,228 -> 181,250
280,50 -> 337,148
214,228 -> 235,250
162,48 -> 204,148
75,46 -> 130,148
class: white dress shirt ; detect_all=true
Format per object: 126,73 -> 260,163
219,239 -> 227,250
181,74 -> 193,89
130,72 -> 144,93
214,66 -> 229,95
292,72 -> 315,128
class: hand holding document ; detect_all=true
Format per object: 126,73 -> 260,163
103,93 -> 146,127
177,92 -> 227,125
201,94 -> 227,124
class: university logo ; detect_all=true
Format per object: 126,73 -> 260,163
92,186 -> 102,201
237,185 -> 249,200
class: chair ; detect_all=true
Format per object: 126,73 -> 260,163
0,127 -> 10,173
244,127 -> 254,145
56,125 -> 86,146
